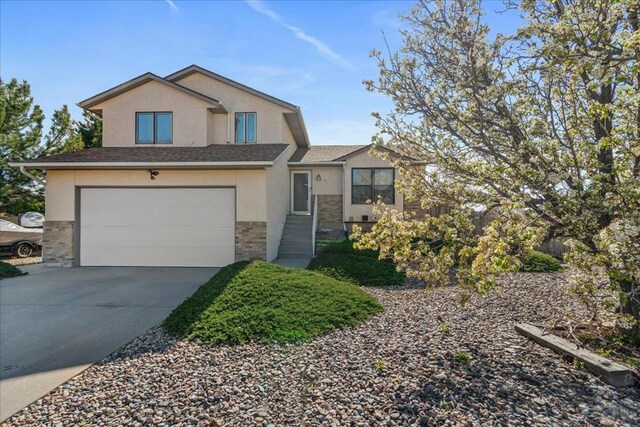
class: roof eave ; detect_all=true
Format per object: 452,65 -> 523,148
10,161 -> 274,170
283,110 -> 310,148
287,161 -> 345,166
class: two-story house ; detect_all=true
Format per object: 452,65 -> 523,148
13,65 -> 414,267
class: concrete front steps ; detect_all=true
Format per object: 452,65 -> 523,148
278,214 -> 313,258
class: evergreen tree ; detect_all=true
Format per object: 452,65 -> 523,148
0,78 -> 83,215
77,109 -> 102,149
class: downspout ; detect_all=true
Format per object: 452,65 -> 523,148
20,166 -> 46,186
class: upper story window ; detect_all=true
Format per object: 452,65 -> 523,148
235,112 -> 257,143
352,168 -> 395,204
136,112 -> 173,144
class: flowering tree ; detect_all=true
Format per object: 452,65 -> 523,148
358,0 -> 640,336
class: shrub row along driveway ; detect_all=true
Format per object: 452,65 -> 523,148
5,272 -> 640,426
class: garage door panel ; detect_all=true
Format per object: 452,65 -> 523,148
80,188 -> 235,267
81,226 -> 234,246
80,246 -> 235,267
82,207 -> 235,228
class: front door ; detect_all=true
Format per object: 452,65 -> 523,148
291,171 -> 311,214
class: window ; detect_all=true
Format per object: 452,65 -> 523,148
235,112 -> 257,143
351,168 -> 395,204
136,112 -> 172,144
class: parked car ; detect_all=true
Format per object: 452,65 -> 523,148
0,219 -> 43,257
20,211 -> 45,228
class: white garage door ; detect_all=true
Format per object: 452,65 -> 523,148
80,187 -> 235,267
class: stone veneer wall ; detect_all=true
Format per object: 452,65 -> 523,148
42,220 -> 74,266
403,199 -> 430,217
317,194 -> 343,229
235,221 -> 267,261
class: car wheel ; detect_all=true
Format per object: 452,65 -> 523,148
14,242 -> 33,258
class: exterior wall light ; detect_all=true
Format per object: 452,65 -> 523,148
147,169 -> 159,180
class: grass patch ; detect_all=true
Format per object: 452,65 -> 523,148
163,261 -> 382,345
453,352 -> 473,365
320,240 -> 379,258
0,261 -> 26,279
521,250 -> 562,272
307,253 -> 406,287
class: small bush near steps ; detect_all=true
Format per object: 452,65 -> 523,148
307,253 -> 406,287
319,239 -> 380,258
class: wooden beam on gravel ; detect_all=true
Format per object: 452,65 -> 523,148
515,323 -> 634,387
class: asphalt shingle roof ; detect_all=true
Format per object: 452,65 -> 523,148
23,144 -> 290,164
288,145 -> 367,163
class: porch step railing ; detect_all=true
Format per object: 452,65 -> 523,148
311,194 -> 318,257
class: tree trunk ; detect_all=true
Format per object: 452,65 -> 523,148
619,278 -> 640,343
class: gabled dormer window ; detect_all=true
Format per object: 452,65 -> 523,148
235,112 -> 257,143
136,112 -> 173,144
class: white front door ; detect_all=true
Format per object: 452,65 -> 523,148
79,187 -> 236,267
291,171 -> 311,214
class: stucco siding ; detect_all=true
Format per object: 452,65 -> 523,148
45,170 -> 76,221
93,80 -> 211,147
266,144 -> 297,261
175,73 -> 296,145
289,165 -> 343,196
343,149 -> 403,222
44,169 -> 268,223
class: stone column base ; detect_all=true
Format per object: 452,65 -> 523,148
235,221 -> 267,261
42,220 -> 74,266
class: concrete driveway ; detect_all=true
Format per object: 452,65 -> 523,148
0,265 -> 217,421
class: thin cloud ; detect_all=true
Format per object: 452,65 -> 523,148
165,0 -> 178,11
245,0 -> 354,70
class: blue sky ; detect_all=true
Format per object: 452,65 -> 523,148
1,0 -> 521,146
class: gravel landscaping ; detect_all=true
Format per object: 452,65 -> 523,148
0,255 -> 41,266
5,272 -> 640,426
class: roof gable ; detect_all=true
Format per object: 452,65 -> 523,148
166,65 -> 310,148
78,73 -> 226,113
166,65 -> 298,111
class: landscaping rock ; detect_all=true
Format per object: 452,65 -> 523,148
4,272 -> 639,426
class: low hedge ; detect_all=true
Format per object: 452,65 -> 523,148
308,253 -> 405,287
521,250 -> 561,272
320,240 -> 380,258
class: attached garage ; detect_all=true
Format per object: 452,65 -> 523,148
79,187 -> 235,267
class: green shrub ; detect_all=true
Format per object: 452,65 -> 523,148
307,253 -> 406,287
163,261 -> 382,344
521,250 -> 562,272
321,240 -> 380,258
0,261 -> 26,279
453,352 -> 473,365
